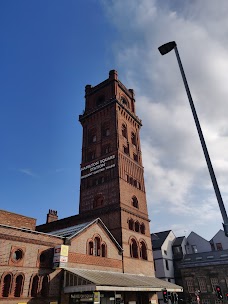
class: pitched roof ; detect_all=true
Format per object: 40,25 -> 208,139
64,267 -> 183,292
172,236 -> 185,247
48,218 -> 123,252
151,230 -> 172,250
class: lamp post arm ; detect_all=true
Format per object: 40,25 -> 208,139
174,46 -> 228,233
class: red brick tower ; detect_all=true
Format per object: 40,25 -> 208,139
79,70 -> 154,274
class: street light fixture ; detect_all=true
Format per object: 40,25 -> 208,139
158,41 -> 228,236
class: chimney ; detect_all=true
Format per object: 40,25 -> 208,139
46,209 -> 58,223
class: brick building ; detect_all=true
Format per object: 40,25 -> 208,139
0,71 -> 182,303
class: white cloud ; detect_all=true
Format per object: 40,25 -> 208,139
19,168 -> 37,178
102,0 -> 228,238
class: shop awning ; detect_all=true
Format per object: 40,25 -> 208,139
63,267 -> 183,293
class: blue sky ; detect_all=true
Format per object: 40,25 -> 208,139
1,0 -> 228,241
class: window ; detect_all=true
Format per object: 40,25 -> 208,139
164,250 -> 167,255
11,249 -> 23,262
88,241 -> 93,255
140,241 -> 147,260
198,277 -> 207,293
88,150 -> 96,161
216,243 -> 223,251
135,221 -> 140,232
104,128 -> 110,137
101,243 -> 106,257
173,246 -> 181,254
123,145 -> 129,155
93,194 -> 104,208
102,144 -> 111,155
132,196 -> 139,208
41,275 -> 49,297
192,245 -> 198,253
88,129 -> 97,144
140,223 -> 145,234
2,273 -> 12,297
121,97 -> 129,108
94,237 -> 101,256
31,275 -> 39,297
133,179 -> 137,187
133,153 -> 138,162
128,219 -> 134,230
130,239 -> 138,258
165,259 -> 169,270
131,132 -> 137,146
14,274 -> 24,297
122,124 -> 128,138
210,278 -> 219,291
96,95 -> 105,106
186,278 -> 194,293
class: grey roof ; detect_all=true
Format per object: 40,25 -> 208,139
48,218 -> 123,252
151,230 -> 172,250
64,267 -> 183,292
49,221 -> 92,238
180,249 -> 228,268
172,236 -> 185,247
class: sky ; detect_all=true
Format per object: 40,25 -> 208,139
1,0 -> 228,241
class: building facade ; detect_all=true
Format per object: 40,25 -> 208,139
0,71 -> 182,304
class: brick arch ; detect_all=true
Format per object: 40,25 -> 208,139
139,239 -> 148,260
101,242 -> 107,257
87,238 -> 94,255
29,274 -> 40,297
1,272 -> 13,298
129,237 -> 139,259
93,234 -> 102,257
13,273 -> 25,297
128,218 -> 134,230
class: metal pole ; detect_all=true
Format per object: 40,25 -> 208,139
173,45 -> 228,236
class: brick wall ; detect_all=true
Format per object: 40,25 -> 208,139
0,210 -> 36,230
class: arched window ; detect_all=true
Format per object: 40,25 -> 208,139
88,241 -> 93,255
96,95 -> 105,106
2,273 -> 12,297
122,124 -> 127,138
101,243 -> 106,257
93,194 -> 104,208
135,221 -> 140,232
121,97 -> 129,108
31,275 -> 39,297
14,274 -> 24,297
140,223 -> 145,234
41,275 -> 49,297
132,196 -> 139,208
130,238 -> 138,258
94,237 -> 101,256
140,241 -> 148,260
128,218 -> 134,230
131,132 -> 137,146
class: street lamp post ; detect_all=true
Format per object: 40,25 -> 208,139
158,41 -> 228,236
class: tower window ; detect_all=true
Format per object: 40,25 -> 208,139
133,153 -> 138,162
135,221 -> 140,232
140,241 -> 148,260
102,144 -> 111,155
132,196 -> 139,208
131,132 -> 137,146
31,275 -> 39,297
88,151 -> 96,161
88,128 -> 97,144
130,238 -> 138,258
140,223 -> 145,234
96,95 -> 105,106
122,124 -> 128,138
128,218 -> 134,230
93,194 -> 104,208
121,97 -> 129,108
123,145 -> 129,155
